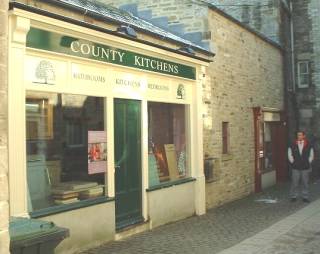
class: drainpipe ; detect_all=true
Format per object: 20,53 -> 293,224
290,1 -> 295,93
288,0 -> 300,134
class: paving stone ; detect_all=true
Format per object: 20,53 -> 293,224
78,179 -> 320,254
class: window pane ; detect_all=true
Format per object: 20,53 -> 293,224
26,92 -> 106,212
299,62 -> 308,74
148,102 -> 188,187
299,74 -> 309,86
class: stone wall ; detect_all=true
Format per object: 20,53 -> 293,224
311,0 -> 320,155
292,0 -> 320,174
310,0 -> 320,112
293,0 -> 315,133
208,0 -> 284,44
204,9 -> 284,208
0,0 -> 10,253
98,0 -> 211,50
99,0 -> 209,33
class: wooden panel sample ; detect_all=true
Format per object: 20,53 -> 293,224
164,144 -> 179,180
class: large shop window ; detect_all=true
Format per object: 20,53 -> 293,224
26,92 -> 106,212
148,102 -> 189,187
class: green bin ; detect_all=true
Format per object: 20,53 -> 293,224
9,217 -> 69,254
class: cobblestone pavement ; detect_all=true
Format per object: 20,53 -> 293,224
78,179 -> 320,254
258,213 -> 320,254
219,188 -> 320,254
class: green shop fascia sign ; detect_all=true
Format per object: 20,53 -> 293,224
26,28 -> 196,80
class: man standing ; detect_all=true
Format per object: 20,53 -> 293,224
288,131 -> 314,202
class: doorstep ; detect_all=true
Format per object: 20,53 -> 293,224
115,220 -> 150,241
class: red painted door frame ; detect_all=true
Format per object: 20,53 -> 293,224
253,107 -> 263,193
253,108 -> 288,193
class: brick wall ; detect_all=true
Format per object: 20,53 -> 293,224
204,9 -> 284,208
0,0 -> 10,253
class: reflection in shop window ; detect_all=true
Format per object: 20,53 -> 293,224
26,98 -> 53,140
65,120 -> 85,147
26,92 -> 106,212
148,102 -> 189,187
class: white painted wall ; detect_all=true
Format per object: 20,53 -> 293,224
148,181 -> 195,228
42,202 -> 115,254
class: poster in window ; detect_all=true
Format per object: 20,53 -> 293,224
88,131 -> 107,175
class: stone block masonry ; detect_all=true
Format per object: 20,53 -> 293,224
209,0 -> 283,44
289,0 -> 320,172
0,1 -> 10,254
204,9 -> 283,208
99,0 -> 210,35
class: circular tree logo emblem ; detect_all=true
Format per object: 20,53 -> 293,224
177,84 -> 186,99
35,60 -> 56,84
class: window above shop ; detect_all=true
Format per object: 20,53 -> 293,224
297,61 -> 310,88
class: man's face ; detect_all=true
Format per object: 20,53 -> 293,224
297,132 -> 305,141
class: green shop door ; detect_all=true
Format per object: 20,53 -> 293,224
114,99 -> 143,229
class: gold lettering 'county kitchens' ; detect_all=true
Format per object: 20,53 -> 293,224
70,41 -> 179,74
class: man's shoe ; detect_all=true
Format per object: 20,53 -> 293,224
290,198 -> 297,202
303,198 -> 310,203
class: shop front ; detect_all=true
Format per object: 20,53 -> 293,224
8,7 -> 208,254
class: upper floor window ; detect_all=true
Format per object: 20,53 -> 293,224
297,61 -> 310,88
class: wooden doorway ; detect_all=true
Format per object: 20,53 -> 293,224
253,108 -> 288,192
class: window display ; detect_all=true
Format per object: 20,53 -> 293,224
148,102 -> 188,187
26,92 -> 106,212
